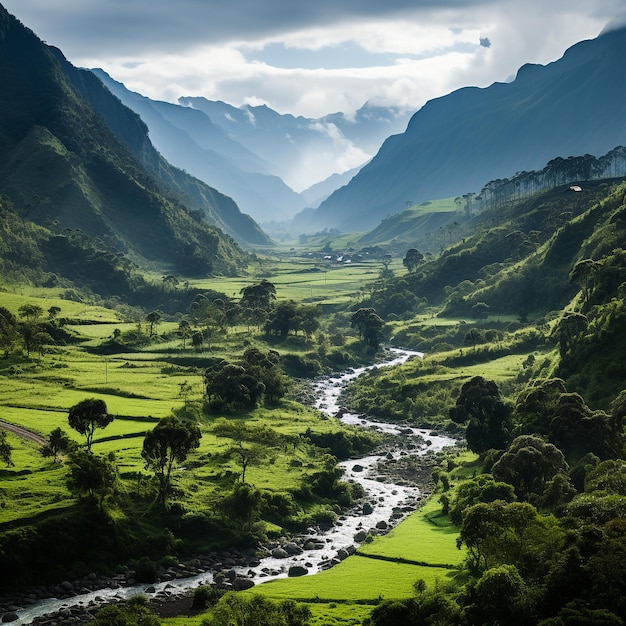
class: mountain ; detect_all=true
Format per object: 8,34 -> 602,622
91,69 -> 307,223
310,25 -> 626,232
299,164 -> 365,209
0,4 -> 269,281
178,97 -> 411,194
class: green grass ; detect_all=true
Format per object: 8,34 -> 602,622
240,486 -> 466,625
253,556 -> 450,602
0,286 -> 123,322
356,497 -> 463,566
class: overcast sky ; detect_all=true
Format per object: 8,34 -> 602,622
3,1 -> 625,119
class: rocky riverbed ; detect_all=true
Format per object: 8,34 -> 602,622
2,348 -> 459,625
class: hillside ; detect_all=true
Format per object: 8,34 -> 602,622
91,69 -> 307,223
0,4 -> 267,283
310,25 -> 626,232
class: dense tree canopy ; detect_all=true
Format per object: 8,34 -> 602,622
351,307 -> 385,350
449,377 -> 513,454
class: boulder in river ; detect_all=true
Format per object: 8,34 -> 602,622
288,565 -> 308,577
271,547 -> 289,559
232,577 -> 255,591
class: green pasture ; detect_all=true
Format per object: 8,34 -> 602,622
356,497 -> 463,566
254,556 -> 449,602
189,257 -> 392,306
0,287 -> 123,322
0,431 -> 75,522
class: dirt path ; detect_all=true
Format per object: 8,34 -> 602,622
0,420 -> 47,446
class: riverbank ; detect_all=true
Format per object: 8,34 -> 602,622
2,348 -> 460,625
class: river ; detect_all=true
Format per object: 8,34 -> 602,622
9,348 -> 457,624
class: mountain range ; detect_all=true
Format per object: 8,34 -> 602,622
87,69 -> 411,224
308,24 -> 626,232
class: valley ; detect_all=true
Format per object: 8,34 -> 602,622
2,3 -> 626,624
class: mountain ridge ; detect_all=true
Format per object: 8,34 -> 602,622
0,3 -> 266,282
310,26 -> 626,232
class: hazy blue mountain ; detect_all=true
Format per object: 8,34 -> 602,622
310,25 -> 626,232
91,69 -> 307,222
299,164 -> 365,209
178,96 -> 411,194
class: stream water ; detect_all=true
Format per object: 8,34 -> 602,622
10,348 -> 457,624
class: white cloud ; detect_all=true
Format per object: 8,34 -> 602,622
3,0 -> 622,118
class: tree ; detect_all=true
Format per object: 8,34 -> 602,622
449,377 -> 513,453
0,431 -> 14,467
491,435 -> 571,503
570,259 -> 599,306
202,592 -> 311,626
240,280 -> 276,315
469,564 -> 531,626
94,595 -> 161,626
351,307 -> 385,351
0,307 -> 17,355
145,310 -> 162,337
141,416 -> 201,506
18,304 -> 43,321
449,474 -> 516,526
177,319 -> 192,350
47,306 -> 61,321
42,427 -> 75,463
17,305 -> 44,357
403,248 -> 424,272
554,312 -> 588,357
231,440 -> 265,484
68,398 -> 113,452
66,449 -> 118,505
458,500 -> 563,573
204,361 -> 268,412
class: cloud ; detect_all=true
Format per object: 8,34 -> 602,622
2,0 -> 624,120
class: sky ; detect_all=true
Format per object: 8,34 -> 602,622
3,0 -> 626,121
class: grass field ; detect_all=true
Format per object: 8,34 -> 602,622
160,490 -> 467,626
0,272 -> 477,626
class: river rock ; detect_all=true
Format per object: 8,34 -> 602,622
1,613 -> 18,623
288,565 -> 308,577
336,548 -> 350,561
283,542 -> 303,555
376,520 -> 388,530
362,502 -> 374,515
354,530 -> 368,543
232,577 -> 255,591
271,547 -> 289,559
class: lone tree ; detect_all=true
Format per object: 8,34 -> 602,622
66,449 -> 118,506
68,398 -> 113,452
146,310 -> 162,337
351,307 -> 385,351
43,427 -> 75,463
403,248 -> 424,272
142,416 -> 201,506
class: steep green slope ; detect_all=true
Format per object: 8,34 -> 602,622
0,5 -> 263,282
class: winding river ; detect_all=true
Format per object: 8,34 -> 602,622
9,348 -> 457,625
